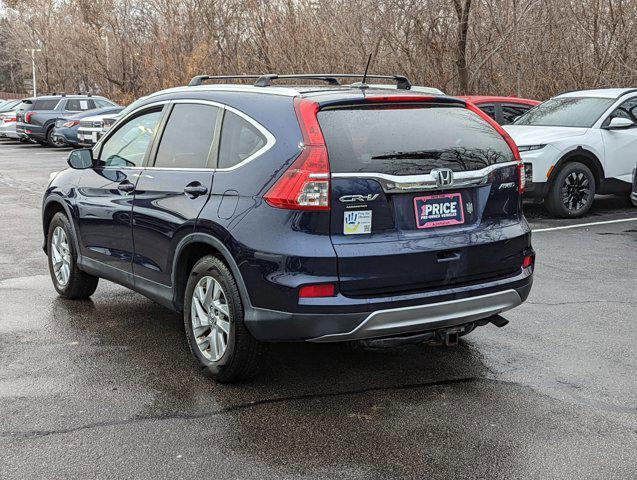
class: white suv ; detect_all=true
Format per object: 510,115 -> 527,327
504,88 -> 637,217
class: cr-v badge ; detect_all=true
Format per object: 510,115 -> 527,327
339,194 -> 379,203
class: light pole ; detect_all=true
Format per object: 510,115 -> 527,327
101,35 -> 110,94
24,48 -> 42,97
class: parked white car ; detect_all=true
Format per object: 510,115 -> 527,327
0,110 -> 19,139
504,88 -> 637,217
77,111 -> 120,146
77,96 -> 147,147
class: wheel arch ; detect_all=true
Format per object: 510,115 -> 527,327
171,233 -> 252,314
42,196 -> 79,255
550,147 -> 604,190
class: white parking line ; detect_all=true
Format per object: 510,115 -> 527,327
532,217 -> 637,233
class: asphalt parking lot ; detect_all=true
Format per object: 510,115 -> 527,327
0,139 -> 635,479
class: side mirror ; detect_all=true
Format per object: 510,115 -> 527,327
604,117 -> 635,130
67,149 -> 94,169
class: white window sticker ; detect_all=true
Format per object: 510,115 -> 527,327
343,210 -> 372,235
80,100 -> 88,110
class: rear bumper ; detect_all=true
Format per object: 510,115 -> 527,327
245,269 -> 533,342
522,180 -> 549,202
16,123 -> 45,141
310,289 -> 522,342
51,129 -> 77,146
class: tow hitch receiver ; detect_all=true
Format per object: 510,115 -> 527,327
437,327 -> 463,347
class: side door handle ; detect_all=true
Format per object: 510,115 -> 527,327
117,180 -> 135,194
184,182 -> 208,198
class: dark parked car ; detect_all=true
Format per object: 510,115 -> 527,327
16,94 -> 117,146
458,96 -> 541,125
42,74 -> 534,382
52,106 -> 122,147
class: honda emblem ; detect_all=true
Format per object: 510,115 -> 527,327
431,168 -> 454,187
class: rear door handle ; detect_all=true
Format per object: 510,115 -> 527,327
117,180 -> 135,194
184,182 -> 208,198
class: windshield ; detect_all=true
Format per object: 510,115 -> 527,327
514,97 -> 614,127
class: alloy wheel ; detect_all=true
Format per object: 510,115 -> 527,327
191,276 -> 231,362
561,171 -> 591,211
51,226 -> 71,286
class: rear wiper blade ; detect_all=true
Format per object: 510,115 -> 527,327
371,150 -> 442,160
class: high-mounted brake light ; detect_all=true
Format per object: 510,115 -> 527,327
299,283 -> 336,298
264,98 -> 330,211
365,95 -> 435,103
465,102 -> 524,193
25,112 -> 34,123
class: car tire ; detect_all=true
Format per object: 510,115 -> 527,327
47,213 -> 99,299
545,162 -> 596,218
183,255 -> 266,383
46,126 -> 65,148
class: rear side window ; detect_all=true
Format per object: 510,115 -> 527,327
318,105 -> 514,175
218,110 -> 267,169
154,103 -> 219,169
501,104 -> 531,125
32,99 -> 59,110
478,104 -> 496,120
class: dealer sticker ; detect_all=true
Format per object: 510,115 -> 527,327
343,210 -> 372,235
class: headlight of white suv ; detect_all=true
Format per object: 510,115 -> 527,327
518,144 -> 546,152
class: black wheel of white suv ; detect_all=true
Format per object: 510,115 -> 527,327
545,162 -> 596,218
183,255 -> 266,383
47,212 -> 99,299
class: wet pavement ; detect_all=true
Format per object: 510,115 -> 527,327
0,139 -> 636,479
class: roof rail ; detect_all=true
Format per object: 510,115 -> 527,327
188,73 -> 412,90
188,75 -> 265,86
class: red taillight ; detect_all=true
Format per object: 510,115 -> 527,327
517,163 -> 526,194
2,116 -> 16,123
299,283 -> 336,298
523,254 -> 534,269
63,120 -> 79,128
264,98 -> 330,210
25,112 -> 34,123
465,102 -> 524,192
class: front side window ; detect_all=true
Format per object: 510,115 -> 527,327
608,97 -> 637,123
98,109 -> 162,168
153,103 -> 219,169
514,97 -> 614,128
218,110 -> 267,169
66,99 -> 93,111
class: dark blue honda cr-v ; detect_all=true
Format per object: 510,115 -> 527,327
42,74 -> 534,382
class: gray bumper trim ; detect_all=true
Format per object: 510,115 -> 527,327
308,289 -> 522,342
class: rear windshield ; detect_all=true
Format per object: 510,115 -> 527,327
317,105 -> 514,175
